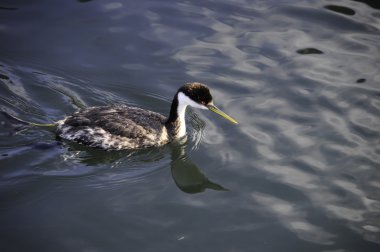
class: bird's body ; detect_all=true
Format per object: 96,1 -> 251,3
57,105 -> 170,149
56,82 -> 237,150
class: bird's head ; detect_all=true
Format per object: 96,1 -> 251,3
177,83 -> 238,124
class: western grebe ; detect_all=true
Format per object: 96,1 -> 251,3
56,82 -> 237,150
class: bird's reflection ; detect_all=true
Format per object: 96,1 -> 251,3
170,139 -> 227,194
37,139 -> 226,194
62,139 -> 227,193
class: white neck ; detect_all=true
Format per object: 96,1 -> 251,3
176,92 -> 207,138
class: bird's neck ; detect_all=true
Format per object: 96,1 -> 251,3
165,92 -> 188,139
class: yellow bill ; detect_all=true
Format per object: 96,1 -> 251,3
207,104 -> 238,124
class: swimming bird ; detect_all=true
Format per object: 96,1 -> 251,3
54,82 -> 237,150
57,82 -> 238,150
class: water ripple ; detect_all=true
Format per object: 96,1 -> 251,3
252,192 -> 335,245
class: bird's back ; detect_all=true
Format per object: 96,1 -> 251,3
57,105 -> 170,149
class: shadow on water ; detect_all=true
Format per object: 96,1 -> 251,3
58,137 -> 227,193
56,134 -> 227,193
170,140 -> 227,194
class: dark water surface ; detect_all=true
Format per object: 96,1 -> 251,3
1,0 -> 380,251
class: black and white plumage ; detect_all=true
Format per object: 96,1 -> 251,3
56,82 -> 238,150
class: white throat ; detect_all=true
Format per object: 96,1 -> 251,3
176,92 -> 207,138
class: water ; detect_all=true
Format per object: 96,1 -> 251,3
1,0 -> 380,251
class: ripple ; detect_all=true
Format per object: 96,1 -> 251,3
103,2 -> 123,11
352,0 -> 380,10
363,225 -> 380,232
187,110 -> 206,151
356,78 -> 366,83
252,192 -> 335,245
326,204 -> 365,221
278,5 -> 378,33
324,5 -> 356,16
0,62 -> 33,104
2,141 -> 171,190
296,48 -> 324,54
241,125 -> 273,145
0,73 -> 10,80
349,108 -> 380,132
0,6 -> 18,11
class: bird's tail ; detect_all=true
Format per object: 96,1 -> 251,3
1,111 -> 56,134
